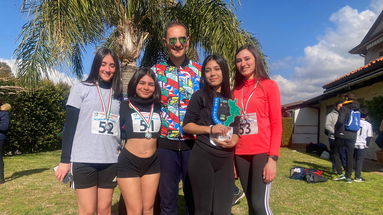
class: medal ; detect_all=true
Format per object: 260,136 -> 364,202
212,97 -> 240,126
145,132 -> 152,139
241,80 -> 259,115
96,82 -> 113,124
129,101 -> 154,139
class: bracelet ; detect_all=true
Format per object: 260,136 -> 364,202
209,125 -> 214,135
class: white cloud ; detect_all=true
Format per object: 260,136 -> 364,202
370,0 -> 383,13
274,2 -> 381,104
0,58 -> 78,85
269,56 -> 295,71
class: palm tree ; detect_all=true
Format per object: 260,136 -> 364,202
15,0 -> 262,90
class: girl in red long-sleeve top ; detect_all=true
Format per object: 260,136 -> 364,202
232,44 -> 282,215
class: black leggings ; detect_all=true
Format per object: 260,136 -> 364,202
188,145 -> 234,215
235,154 -> 273,215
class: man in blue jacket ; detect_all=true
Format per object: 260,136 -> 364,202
0,101 -> 11,184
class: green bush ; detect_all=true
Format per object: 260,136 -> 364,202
4,81 -> 68,154
282,117 -> 293,147
365,96 -> 383,132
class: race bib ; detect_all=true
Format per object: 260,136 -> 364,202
131,112 -> 161,133
91,111 -> 119,136
239,113 -> 258,135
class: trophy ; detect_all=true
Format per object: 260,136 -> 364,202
211,97 -> 241,141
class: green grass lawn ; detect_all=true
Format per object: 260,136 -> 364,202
0,148 -> 382,215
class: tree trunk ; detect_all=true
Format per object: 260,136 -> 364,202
121,62 -> 136,98
115,20 -> 149,97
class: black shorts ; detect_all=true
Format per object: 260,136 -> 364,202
117,148 -> 160,178
72,163 -> 117,189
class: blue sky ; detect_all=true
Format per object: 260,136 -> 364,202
1,0 -> 382,104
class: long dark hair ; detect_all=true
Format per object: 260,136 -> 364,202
84,47 -> 122,99
127,67 -> 161,103
200,55 -> 232,103
233,44 -> 269,88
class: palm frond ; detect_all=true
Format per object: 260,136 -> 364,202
15,0 -> 114,86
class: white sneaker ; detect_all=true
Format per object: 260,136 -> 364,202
354,178 -> 365,182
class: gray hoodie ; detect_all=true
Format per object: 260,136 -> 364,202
325,109 -> 338,139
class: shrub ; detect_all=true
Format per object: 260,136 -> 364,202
282,117 -> 293,147
4,81 -> 68,154
365,96 -> 383,132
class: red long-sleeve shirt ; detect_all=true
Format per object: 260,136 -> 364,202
233,78 -> 282,156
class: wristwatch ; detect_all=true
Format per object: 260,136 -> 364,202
268,155 -> 279,161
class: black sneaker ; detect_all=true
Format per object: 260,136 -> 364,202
232,189 -> 245,205
345,178 -> 353,183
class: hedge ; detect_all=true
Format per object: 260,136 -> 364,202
4,81 -> 68,154
365,96 -> 383,132
282,117 -> 293,147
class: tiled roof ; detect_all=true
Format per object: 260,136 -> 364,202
282,100 -> 305,109
323,56 -> 383,89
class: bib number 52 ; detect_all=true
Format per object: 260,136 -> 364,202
99,121 -> 114,135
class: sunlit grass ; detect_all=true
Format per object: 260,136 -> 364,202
0,148 -> 382,214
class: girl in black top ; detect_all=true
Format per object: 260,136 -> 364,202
118,67 -> 162,215
183,55 -> 240,215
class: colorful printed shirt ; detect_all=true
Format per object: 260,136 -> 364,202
152,58 -> 201,140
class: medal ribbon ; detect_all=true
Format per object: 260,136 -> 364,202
96,83 -> 113,120
241,80 -> 259,115
212,97 -> 224,125
129,101 -> 154,132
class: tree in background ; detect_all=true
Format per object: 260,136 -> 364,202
0,62 -> 25,96
15,0 -> 262,90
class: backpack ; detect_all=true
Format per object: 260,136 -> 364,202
289,167 -> 328,183
305,169 -> 328,183
289,167 -> 306,180
345,110 -> 361,131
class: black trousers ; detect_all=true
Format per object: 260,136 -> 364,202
354,148 -> 366,179
157,148 -> 193,215
334,137 -> 355,178
188,145 -> 234,215
235,154 -> 273,215
0,140 -> 4,183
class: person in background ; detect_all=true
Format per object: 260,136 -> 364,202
353,108 -> 372,182
55,47 -> 122,215
183,55 -> 240,214
380,119 -> 383,132
0,102 -> 11,184
333,93 -> 360,183
232,182 -> 245,206
151,20 -> 201,215
325,101 -> 347,171
232,44 -> 282,215
118,67 -> 162,215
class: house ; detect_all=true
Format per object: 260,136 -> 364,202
285,11 -> 383,160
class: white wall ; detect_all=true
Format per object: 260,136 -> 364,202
292,108 -> 318,145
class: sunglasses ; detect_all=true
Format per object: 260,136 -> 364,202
168,36 -> 188,45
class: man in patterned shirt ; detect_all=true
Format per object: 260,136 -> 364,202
151,20 -> 201,215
